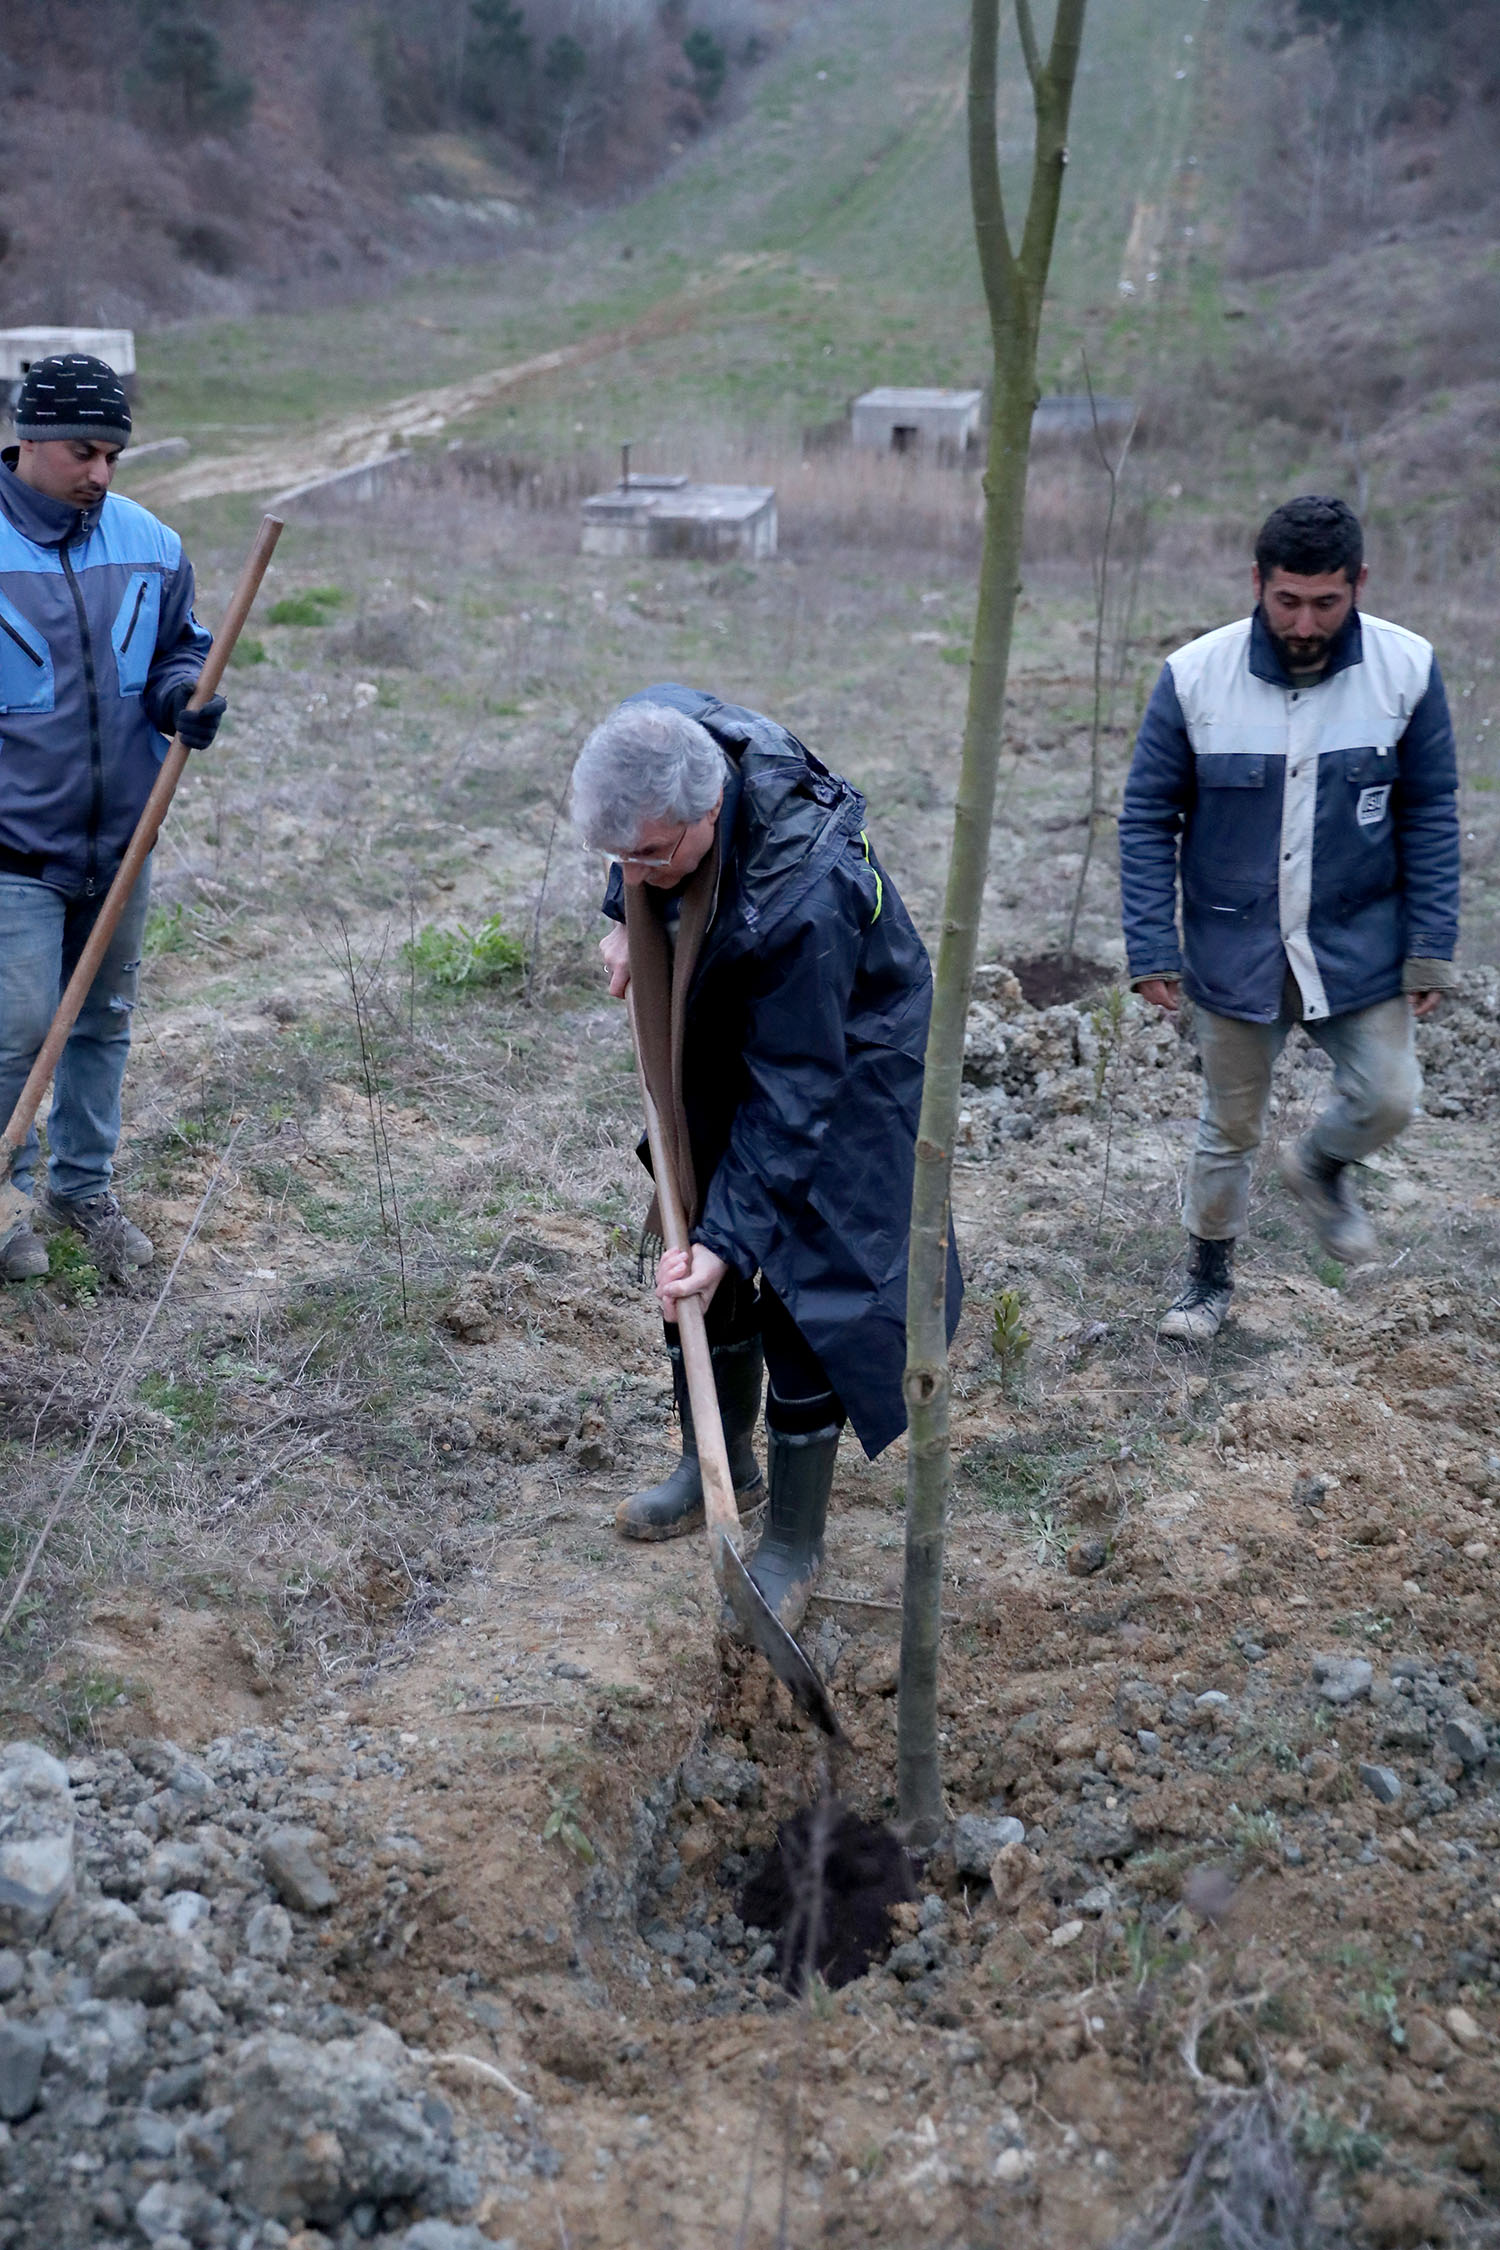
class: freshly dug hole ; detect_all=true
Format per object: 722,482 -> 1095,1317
739,1799 -> 915,1991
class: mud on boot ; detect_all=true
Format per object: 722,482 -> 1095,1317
41,1191 -> 154,1280
740,1422 -> 840,1638
615,1334 -> 765,1541
0,1210 -> 48,1283
1276,1138 -> 1379,1264
1158,1235 -> 1234,1345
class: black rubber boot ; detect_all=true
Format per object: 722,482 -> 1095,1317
743,1422 -> 841,1634
615,1335 -> 765,1541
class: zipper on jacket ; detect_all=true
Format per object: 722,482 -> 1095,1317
60,539 -> 104,897
118,578 -> 147,657
0,615 -> 43,667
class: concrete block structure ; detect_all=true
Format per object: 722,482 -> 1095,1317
0,328 -> 136,415
271,450 -> 413,516
851,387 -> 984,458
1031,394 -> 1135,445
581,476 -> 777,560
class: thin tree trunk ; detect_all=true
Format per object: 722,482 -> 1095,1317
898,0 -> 1089,1845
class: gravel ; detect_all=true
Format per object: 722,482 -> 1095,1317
0,1728 -> 558,2249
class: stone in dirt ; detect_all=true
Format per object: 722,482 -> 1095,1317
0,2021 -> 47,2121
261,1827 -> 338,1913
246,1901 -> 294,1962
1446,2006 -> 1484,2051
134,2179 -> 226,2246
216,2023 -> 463,2228
952,1812 -> 1025,1875
1312,1654 -> 1373,1705
1066,1537 -> 1108,1577
93,1928 -> 204,2005
400,2225 -> 500,2250
1443,1713 -> 1488,1766
1075,1804 -> 1137,1862
0,1742 -> 76,1940
1359,1763 -> 1403,1805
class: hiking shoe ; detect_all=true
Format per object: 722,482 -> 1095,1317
1277,1140 -> 1379,1264
0,1212 -> 49,1283
43,1191 -> 154,1279
1158,1235 -> 1234,1345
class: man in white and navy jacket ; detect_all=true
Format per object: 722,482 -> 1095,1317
1120,494 -> 1459,1342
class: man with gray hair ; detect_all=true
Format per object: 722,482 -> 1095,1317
573,685 -> 960,1634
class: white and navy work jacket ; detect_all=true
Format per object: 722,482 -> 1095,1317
0,452 -> 211,899
1119,608 -> 1459,1024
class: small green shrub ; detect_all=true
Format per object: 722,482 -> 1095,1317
229,634 -> 267,667
47,1233 -> 100,1301
268,586 -> 347,628
145,902 -> 191,956
404,915 -> 524,988
991,1288 -> 1031,1389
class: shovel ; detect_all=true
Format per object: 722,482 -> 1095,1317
0,513 -> 284,1238
625,985 -> 843,1739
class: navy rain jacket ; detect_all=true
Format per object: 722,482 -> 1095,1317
606,684 -> 962,1459
0,450 -> 212,897
1119,607 -> 1459,1023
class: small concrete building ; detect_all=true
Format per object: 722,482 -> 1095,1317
851,387 -> 984,458
0,328 -> 136,415
1031,394 -> 1135,445
581,476 -> 777,560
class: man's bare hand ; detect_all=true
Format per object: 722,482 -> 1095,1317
655,1244 -> 728,1321
1137,977 -> 1181,1014
601,923 -> 630,998
1410,990 -> 1442,1020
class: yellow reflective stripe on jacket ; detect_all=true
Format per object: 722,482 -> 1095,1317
859,830 -> 883,923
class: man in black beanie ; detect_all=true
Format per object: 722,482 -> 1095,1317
0,353 -> 225,1280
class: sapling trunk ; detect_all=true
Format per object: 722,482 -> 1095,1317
898,0 -> 1089,1843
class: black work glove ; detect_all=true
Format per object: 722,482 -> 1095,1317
162,683 -> 226,750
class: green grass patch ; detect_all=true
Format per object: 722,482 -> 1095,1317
229,634 -> 267,667
404,914 -> 525,989
267,586 -> 347,628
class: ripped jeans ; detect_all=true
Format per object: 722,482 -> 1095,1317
0,863 -> 151,1205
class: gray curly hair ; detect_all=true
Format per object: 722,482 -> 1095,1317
571,700 -> 725,852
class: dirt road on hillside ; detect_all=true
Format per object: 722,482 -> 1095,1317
133,263 -> 775,508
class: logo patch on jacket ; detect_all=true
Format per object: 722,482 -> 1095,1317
1356,784 -> 1391,827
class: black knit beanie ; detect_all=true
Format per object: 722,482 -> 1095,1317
12,354 -> 132,447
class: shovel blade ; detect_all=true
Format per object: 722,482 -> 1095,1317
0,1177 -> 32,1245
717,1538 -> 844,1740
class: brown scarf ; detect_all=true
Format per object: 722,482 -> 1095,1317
623,828 -> 721,1238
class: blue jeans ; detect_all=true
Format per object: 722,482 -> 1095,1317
0,864 -> 152,1206
1185,972 -> 1421,1240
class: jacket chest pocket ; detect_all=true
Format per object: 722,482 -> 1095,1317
1195,752 -> 1267,790
112,571 -> 162,697
1341,743 -> 1396,835
0,592 -> 55,715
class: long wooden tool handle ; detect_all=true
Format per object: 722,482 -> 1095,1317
0,513 -> 284,1179
625,984 -> 740,1543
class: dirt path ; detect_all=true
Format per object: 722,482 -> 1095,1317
132,265 -> 777,509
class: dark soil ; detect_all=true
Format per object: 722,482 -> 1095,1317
739,1800 -> 916,1990
1010,952 -> 1116,1009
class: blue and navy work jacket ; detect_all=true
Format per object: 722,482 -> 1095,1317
1119,608 -> 1459,1024
0,452 -> 211,898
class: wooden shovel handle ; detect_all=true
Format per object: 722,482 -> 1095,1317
0,513 -> 284,1179
625,983 -> 740,1542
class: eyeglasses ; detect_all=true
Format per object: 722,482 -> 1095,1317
603,823 -> 688,871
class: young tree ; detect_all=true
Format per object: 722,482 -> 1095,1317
898,0 -> 1089,1845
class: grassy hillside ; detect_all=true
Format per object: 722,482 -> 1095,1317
134,0 -> 1212,463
